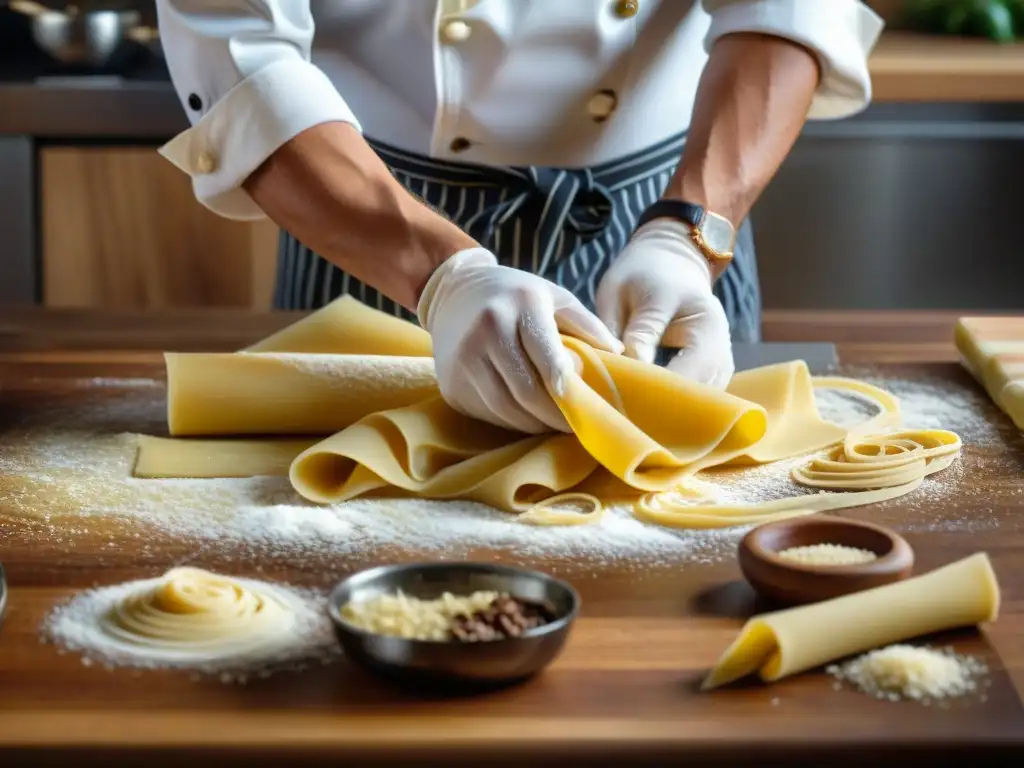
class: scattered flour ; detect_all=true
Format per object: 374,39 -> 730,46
75,377 -> 164,389
43,573 -> 339,680
1,368 -> 1017,569
254,353 -> 436,390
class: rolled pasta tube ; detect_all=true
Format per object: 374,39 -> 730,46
702,553 -> 1001,690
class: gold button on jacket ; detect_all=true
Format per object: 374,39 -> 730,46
614,0 -> 638,19
196,152 -> 217,174
441,19 -> 472,43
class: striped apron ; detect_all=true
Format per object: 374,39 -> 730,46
274,132 -> 762,344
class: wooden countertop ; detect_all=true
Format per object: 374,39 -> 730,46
871,32 -> 1024,102
1,309 -> 1022,765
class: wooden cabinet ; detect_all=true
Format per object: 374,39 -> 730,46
41,147 -> 279,310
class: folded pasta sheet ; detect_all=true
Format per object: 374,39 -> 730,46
136,296 -> 862,512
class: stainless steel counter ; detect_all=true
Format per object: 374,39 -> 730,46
755,103 -> 1024,312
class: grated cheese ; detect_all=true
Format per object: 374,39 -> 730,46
339,590 -> 501,641
827,644 -> 988,702
777,543 -> 878,566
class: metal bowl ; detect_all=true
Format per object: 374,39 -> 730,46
328,562 -> 579,688
29,9 -> 141,67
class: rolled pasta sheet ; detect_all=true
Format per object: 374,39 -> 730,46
165,352 -> 438,436
702,553 -> 1001,690
955,317 -> 1024,431
1002,381 -> 1024,429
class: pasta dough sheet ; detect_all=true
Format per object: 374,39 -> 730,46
246,294 -> 434,357
955,317 -> 1024,431
137,296 -> 875,512
702,553 -> 1001,690
134,436 -> 315,478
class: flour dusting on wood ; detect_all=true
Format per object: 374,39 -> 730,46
1,369 -> 1018,573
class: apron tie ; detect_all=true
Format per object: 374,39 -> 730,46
489,167 -> 614,275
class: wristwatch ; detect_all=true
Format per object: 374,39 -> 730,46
634,200 -> 736,268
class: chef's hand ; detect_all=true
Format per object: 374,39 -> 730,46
418,248 -> 623,434
596,218 -> 734,389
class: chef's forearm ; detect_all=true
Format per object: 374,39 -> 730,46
243,122 -> 477,311
667,32 -> 820,226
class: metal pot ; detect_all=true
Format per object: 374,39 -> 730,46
10,1 -> 142,67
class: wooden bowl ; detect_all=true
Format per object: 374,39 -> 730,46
738,517 -> 914,606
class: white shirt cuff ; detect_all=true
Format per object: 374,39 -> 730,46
704,0 -> 884,120
159,58 -> 361,221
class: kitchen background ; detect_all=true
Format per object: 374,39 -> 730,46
0,0 -> 1022,312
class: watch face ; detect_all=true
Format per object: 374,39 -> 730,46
699,212 -> 736,257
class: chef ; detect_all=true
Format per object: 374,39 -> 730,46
156,1 -> 882,434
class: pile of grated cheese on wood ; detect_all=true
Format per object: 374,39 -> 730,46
777,543 -> 878,566
828,644 -> 988,703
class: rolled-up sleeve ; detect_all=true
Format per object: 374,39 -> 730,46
156,1 -> 361,220
701,0 -> 884,120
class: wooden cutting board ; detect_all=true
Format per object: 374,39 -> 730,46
954,317 -> 1024,430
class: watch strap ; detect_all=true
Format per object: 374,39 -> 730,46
634,199 -> 705,233
634,199 -> 735,266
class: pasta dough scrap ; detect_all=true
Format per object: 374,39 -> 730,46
516,493 -> 605,526
102,567 -> 298,661
633,478 -> 922,530
702,553 -> 1000,690
136,296 -> 928,520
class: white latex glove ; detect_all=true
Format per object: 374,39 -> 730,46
418,248 -> 624,434
596,219 -> 735,389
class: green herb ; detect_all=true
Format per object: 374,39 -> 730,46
905,0 -> 1022,41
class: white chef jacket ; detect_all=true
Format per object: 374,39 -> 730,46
157,1 -> 883,221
